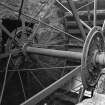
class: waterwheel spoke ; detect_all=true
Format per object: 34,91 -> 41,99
102,20 -> 105,31
27,66 -> 77,71
30,71 -> 45,89
87,1 -> 92,26
93,0 -> 97,26
18,71 -> 27,101
77,0 -> 94,11
0,54 -> 11,104
56,0 -> 72,15
0,66 -> 77,72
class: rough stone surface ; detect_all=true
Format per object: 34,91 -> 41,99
77,93 -> 105,105
95,74 -> 105,94
77,71 -> 105,105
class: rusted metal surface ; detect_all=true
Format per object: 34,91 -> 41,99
0,0 -> 105,105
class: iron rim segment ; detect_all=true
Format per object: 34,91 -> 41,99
81,26 -> 105,90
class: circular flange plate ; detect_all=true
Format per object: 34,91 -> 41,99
81,26 -> 105,90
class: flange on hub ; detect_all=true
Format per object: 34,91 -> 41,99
81,26 -> 105,91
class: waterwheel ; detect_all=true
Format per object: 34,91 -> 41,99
0,0 -> 105,105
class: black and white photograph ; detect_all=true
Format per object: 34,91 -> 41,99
0,0 -> 105,105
